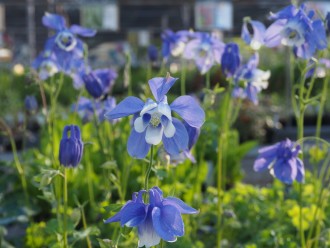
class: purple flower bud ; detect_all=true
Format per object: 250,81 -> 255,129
59,125 -> 83,168
221,43 -> 241,78
24,95 -> 38,112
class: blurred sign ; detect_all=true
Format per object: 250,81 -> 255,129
195,1 -> 233,30
81,3 -> 119,31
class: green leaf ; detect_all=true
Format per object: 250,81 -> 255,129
97,238 -> 114,248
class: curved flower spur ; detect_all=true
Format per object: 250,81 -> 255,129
104,187 -> 198,248
105,73 -> 205,159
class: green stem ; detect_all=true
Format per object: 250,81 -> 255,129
86,147 -> 96,209
181,57 -> 186,95
144,145 -> 154,191
205,70 -> 211,89
0,119 -> 28,202
63,168 -> 68,248
80,204 -> 92,248
125,53 -> 132,96
316,76 -> 329,138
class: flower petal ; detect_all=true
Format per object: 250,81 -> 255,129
134,115 -> 151,133
42,12 -> 66,30
253,156 -> 276,172
104,211 -> 122,224
148,76 -> 178,102
295,158 -> 305,183
161,116 -> 176,138
120,202 -> 147,227
145,125 -> 164,145
140,99 -> 158,116
273,158 -> 297,184
138,212 -> 161,248
163,197 -> 198,214
105,96 -> 144,120
152,205 -> 184,241
163,118 -> 188,155
170,96 -> 205,128
69,24 -> 97,37
127,129 -> 151,159
264,19 -> 286,48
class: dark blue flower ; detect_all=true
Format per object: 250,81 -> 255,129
83,69 -> 117,99
24,95 -> 38,112
264,4 -> 327,59
241,18 -> 266,50
147,45 -> 158,62
254,138 -> 305,184
105,74 -> 205,159
221,43 -> 241,78
183,32 -> 224,74
105,186 -> 198,247
59,125 -> 84,168
161,29 -> 190,59
232,53 -> 270,105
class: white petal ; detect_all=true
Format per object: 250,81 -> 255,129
134,117 -> 148,133
140,99 -> 157,116
157,102 -> 172,121
145,125 -> 163,145
138,220 -> 161,248
164,120 -> 176,138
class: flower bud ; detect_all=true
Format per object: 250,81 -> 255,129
59,125 -> 83,167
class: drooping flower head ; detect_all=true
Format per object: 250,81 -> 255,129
24,95 -> 38,113
72,96 -> 117,124
305,58 -> 330,79
32,51 -> 60,80
105,73 -> 205,159
59,125 -> 84,168
184,32 -> 225,74
264,4 -> 327,59
232,53 -> 270,105
241,17 -> 266,50
83,68 -> 118,99
254,138 -> 305,184
161,29 -> 190,59
221,43 -> 241,78
105,186 -> 198,248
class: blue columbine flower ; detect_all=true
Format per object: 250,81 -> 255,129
105,74 -> 205,159
241,17 -> 266,50
254,138 -> 305,184
161,29 -> 190,59
59,125 -> 84,168
41,12 -> 95,74
24,95 -> 38,113
221,43 -> 241,78
83,68 -> 118,99
232,53 -> 270,105
105,186 -> 198,247
264,4 -> 327,59
183,32 -> 224,74
32,51 -> 60,80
